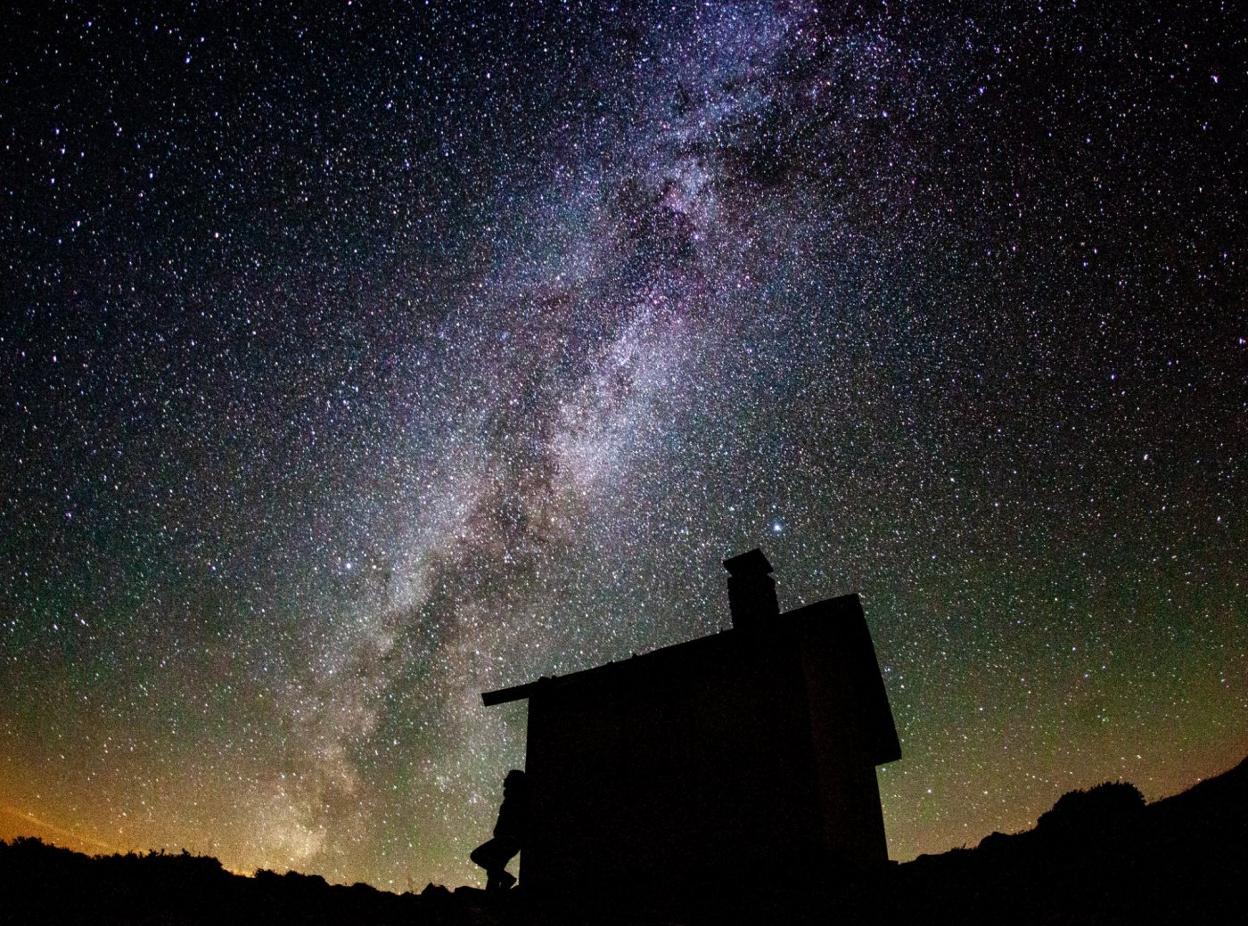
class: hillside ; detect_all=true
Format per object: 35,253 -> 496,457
871,754 -> 1247,926
2,755 -> 1244,925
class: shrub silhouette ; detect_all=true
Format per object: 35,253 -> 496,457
1036,780 -> 1145,838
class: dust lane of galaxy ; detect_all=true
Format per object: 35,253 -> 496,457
2,1 -> 1245,890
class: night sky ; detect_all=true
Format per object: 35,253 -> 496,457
2,0 -> 1245,892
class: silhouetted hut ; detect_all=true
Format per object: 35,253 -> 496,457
481,549 -> 900,901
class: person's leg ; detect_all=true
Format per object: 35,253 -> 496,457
493,835 -> 519,890
473,837 -> 506,890
470,843 -> 489,869
474,836 -> 519,891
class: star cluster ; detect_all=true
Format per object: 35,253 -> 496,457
2,1 -> 1245,890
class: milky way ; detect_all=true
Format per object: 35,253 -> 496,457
2,1 -> 1245,890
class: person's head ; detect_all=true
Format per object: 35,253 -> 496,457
504,769 -> 526,792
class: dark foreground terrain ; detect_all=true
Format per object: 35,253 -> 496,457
3,755 -> 1244,925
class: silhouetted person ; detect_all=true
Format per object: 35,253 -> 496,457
470,769 -> 528,892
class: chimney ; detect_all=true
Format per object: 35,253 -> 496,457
723,548 -> 778,630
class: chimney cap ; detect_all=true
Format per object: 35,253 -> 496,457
722,548 -> 774,577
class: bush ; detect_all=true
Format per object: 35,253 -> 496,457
1037,781 -> 1145,836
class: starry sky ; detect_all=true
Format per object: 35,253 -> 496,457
2,0 -> 1245,892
